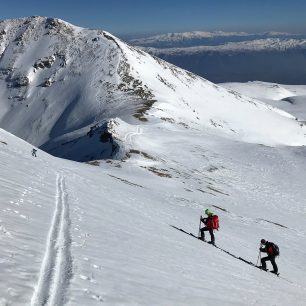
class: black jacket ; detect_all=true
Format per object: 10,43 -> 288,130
260,242 -> 276,256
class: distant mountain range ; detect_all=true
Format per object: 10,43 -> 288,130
126,31 -> 306,84
127,31 -> 305,48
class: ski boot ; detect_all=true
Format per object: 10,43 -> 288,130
258,266 -> 268,271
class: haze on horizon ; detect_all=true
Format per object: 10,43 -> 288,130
1,0 -> 306,36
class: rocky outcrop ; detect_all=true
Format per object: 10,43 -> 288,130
33,56 -> 56,69
14,76 -> 30,87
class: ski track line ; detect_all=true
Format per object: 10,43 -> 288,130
30,174 -> 73,306
124,125 -> 142,144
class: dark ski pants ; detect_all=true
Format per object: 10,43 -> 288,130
261,255 -> 278,273
200,227 -> 215,243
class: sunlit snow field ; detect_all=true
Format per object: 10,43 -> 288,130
1,110 -> 306,305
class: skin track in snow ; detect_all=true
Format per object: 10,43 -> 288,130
30,174 -> 72,306
169,225 -> 295,282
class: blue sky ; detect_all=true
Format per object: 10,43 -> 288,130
1,0 -> 306,35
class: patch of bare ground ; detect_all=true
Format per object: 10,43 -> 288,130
141,166 -> 172,178
256,218 -> 288,229
108,174 -> 144,188
127,149 -> 157,161
212,205 -> 228,212
207,185 -> 229,196
86,160 -> 100,166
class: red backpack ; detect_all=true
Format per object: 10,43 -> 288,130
207,215 -> 219,230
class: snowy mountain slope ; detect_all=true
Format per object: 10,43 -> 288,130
221,82 -> 306,121
0,16 -> 150,161
101,35 -> 306,146
1,17 -> 306,163
1,107 -> 306,306
220,81 -> 302,101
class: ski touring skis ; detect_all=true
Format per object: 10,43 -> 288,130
170,225 -> 294,283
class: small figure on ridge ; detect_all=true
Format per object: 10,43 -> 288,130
32,148 -> 37,157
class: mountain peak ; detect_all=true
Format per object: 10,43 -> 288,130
1,17 -> 306,162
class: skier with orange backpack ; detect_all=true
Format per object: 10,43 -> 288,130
199,208 -> 219,245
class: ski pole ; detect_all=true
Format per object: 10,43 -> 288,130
256,243 -> 262,266
256,251 -> 260,266
198,215 -> 202,238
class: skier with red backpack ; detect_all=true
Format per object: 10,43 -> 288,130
259,239 -> 279,274
199,208 -> 219,245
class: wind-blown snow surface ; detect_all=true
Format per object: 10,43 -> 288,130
1,114 -> 306,305
221,81 -> 306,121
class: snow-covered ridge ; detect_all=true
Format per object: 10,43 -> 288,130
130,30 -> 250,44
143,38 -> 306,55
0,16 -> 155,161
129,30 -> 299,46
220,81 -> 306,121
1,17 -> 306,163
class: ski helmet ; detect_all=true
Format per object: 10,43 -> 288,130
205,208 -> 211,215
261,239 -> 266,244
